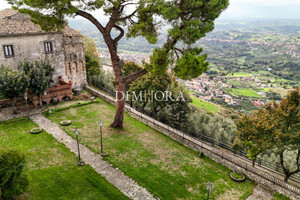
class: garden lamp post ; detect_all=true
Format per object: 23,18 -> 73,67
24,93 -> 29,119
44,91 -> 50,115
75,129 -> 85,166
99,121 -> 108,157
206,182 -> 212,200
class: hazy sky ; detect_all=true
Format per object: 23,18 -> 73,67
1,0 -> 300,19
220,0 -> 300,19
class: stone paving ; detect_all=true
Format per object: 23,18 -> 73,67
30,114 -> 156,200
0,106 -> 41,122
0,100 -> 88,122
246,185 -> 273,200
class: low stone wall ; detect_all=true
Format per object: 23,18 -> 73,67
0,98 -> 11,108
86,86 -> 300,200
0,96 -> 26,109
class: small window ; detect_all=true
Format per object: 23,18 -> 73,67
3,45 -> 14,58
44,42 -> 53,53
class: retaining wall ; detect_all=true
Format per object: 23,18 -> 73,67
86,86 -> 300,200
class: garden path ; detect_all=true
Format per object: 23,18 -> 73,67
30,114 -> 156,200
246,185 -> 273,200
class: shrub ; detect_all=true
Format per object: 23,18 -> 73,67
0,149 -> 29,200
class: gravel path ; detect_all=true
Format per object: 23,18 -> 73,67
246,185 -> 273,200
0,100 -> 88,122
30,114 -> 156,200
0,106 -> 41,122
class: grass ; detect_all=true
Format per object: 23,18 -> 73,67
47,98 -> 255,200
226,72 -> 252,77
226,88 -> 262,98
237,58 -> 245,65
188,90 -> 195,95
229,80 -> 243,87
253,88 -> 270,93
258,70 -> 271,75
269,88 -> 291,97
190,95 -> 220,112
260,88 -> 270,92
231,172 -> 244,180
0,118 -> 129,200
271,192 -> 291,200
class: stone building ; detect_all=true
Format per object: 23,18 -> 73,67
0,9 -> 87,90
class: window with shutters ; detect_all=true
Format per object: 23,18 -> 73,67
3,45 -> 14,58
44,42 -> 53,53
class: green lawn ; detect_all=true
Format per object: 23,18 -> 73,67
229,80 -> 242,87
226,72 -> 252,77
269,88 -> 291,97
254,88 -> 270,93
237,58 -> 245,65
227,88 -> 262,98
188,91 -> 219,112
190,95 -> 220,112
0,118 -> 129,200
271,192 -> 291,200
47,99 -> 255,200
258,70 -> 271,75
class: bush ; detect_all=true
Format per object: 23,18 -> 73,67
0,149 -> 29,200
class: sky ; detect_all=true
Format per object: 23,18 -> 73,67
1,0 -> 300,19
220,0 -> 300,19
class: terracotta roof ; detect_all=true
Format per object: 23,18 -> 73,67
0,8 -> 19,19
0,9 -> 81,37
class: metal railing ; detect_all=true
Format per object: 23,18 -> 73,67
87,85 -> 300,182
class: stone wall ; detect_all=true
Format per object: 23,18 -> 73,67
63,35 -> 87,89
85,86 -> 300,200
0,34 -> 87,89
0,33 -> 65,86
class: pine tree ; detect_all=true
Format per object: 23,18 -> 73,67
8,0 -> 229,128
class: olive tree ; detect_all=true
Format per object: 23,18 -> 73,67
0,66 -> 28,113
20,60 -> 54,107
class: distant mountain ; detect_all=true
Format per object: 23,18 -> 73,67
68,19 -> 300,53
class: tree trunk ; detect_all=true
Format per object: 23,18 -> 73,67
153,106 -> 158,120
284,174 -> 291,183
252,157 -> 256,167
76,9 -> 148,129
279,150 -> 290,183
110,82 -> 126,128
39,94 -> 43,107
141,101 -> 147,112
280,149 -> 300,183
12,97 -> 17,114
129,96 -> 133,108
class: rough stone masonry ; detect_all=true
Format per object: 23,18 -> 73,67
0,8 -> 87,90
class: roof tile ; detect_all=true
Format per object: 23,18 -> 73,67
0,9 -> 81,37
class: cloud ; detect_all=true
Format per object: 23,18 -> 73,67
230,0 -> 300,6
